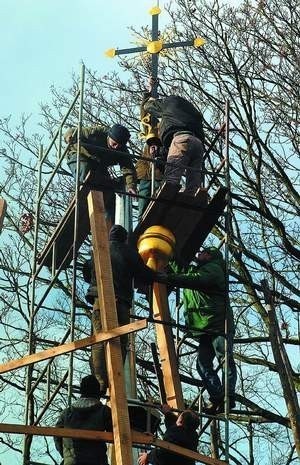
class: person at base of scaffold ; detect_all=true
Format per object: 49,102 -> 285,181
83,224 -> 160,394
138,404 -> 199,465
54,375 -> 112,465
159,246 -> 237,414
64,123 -> 137,226
142,77 -> 205,195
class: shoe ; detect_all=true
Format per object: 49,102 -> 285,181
217,398 -> 236,412
203,399 -> 223,415
203,397 -> 236,415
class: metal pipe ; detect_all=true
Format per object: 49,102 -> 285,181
39,145 -> 71,202
223,99 -> 230,461
40,90 -> 80,165
67,63 -> 85,404
22,144 -> 43,465
34,371 -> 69,425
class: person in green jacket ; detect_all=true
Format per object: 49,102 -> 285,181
163,247 -> 237,414
64,124 -> 137,225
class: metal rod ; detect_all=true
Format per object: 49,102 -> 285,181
68,63 -> 85,404
22,144 -> 43,465
223,99 -> 230,461
40,90 -> 80,165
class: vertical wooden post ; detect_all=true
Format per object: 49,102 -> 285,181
152,281 -> 184,410
87,190 -> 133,465
138,227 -> 184,411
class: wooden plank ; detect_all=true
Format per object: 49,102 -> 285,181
37,182 -> 91,269
163,189 -> 208,262
0,424 -> 227,465
179,187 -> 228,264
133,182 -> 180,241
170,188 -> 207,238
37,173 -> 116,269
151,436 -> 228,465
132,183 -> 209,265
0,319 -> 147,374
88,190 -> 133,465
152,279 -> 184,410
0,198 -> 7,232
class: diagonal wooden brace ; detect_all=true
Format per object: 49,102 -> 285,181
0,320 -> 147,374
0,424 -> 228,465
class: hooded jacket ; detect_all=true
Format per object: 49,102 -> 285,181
167,249 -> 233,334
143,95 -> 205,149
54,397 -> 112,465
64,125 -> 136,190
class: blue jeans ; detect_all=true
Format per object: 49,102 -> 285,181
196,333 -> 237,403
67,154 -> 115,224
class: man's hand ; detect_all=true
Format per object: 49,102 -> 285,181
138,452 -> 149,465
127,187 -> 137,196
161,403 -> 172,414
64,128 -> 77,145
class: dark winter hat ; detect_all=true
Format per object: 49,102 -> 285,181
108,124 -> 130,145
80,375 -> 101,398
109,224 -> 128,242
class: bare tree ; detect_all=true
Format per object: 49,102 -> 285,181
0,0 -> 299,463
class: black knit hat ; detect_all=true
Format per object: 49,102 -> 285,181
108,124 -> 130,145
80,375 -> 101,398
109,225 -> 128,242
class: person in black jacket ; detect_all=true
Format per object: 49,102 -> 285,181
138,404 -> 199,465
64,123 -> 137,225
143,81 -> 205,194
54,375 -> 112,465
85,225 -> 158,393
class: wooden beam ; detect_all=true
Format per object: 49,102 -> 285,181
152,282 -> 185,410
37,182 -> 91,269
87,190 -> 133,465
0,424 -> 227,465
0,320 -> 147,374
0,198 -> 7,232
179,186 -> 227,264
152,436 -> 228,465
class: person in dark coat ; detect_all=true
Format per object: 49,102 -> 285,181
143,83 -> 205,194
54,375 -> 112,465
138,404 -> 199,465
161,247 -> 237,413
85,225 -> 158,393
64,124 -> 137,224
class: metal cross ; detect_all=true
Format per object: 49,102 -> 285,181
105,4 -> 205,98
